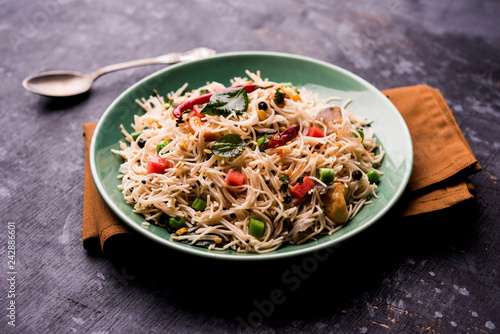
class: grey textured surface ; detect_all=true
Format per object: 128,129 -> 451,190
1,0 -> 500,333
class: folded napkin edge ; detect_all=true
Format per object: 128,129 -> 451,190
81,84 -> 482,253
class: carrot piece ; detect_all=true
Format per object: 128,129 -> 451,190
188,116 -> 202,134
188,116 -> 221,141
176,227 -> 187,236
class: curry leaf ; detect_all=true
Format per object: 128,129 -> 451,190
211,134 -> 246,158
200,87 -> 249,117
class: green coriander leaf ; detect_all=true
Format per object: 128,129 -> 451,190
274,87 -> 286,105
257,134 -> 270,152
280,183 -> 289,193
279,174 -> 289,183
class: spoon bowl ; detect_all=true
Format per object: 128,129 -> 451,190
23,71 -> 93,97
22,47 -> 216,97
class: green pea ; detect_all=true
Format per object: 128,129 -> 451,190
156,140 -> 169,154
367,170 -> 380,183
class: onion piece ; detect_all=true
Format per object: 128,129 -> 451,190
315,106 -> 343,124
290,220 -> 315,244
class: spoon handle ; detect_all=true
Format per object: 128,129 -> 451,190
90,47 -> 216,79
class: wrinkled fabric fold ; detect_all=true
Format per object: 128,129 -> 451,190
82,85 -> 481,253
384,85 -> 480,192
83,123 -> 131,253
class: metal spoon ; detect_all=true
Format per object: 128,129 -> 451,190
22,47 -> 216,97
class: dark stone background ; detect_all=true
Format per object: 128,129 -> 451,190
1,1 -> 499,333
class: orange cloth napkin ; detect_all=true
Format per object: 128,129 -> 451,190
82,122 -> 131,253
82,85 -> 481,253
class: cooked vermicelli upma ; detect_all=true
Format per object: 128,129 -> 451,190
113,71 -> 383,253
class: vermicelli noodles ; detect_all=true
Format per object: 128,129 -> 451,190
112,71 -> 384,253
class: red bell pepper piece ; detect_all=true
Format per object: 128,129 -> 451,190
307,126 -> 324,138
172,84 -> 259,118
193,104 -> 206,121
264,126 -> 300,149
290,176 -> 314,199
225,169 -> 246,186
307,126 -> 325,148
147,156 -> 170,174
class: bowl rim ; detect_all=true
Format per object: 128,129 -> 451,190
90,50 -> 413,261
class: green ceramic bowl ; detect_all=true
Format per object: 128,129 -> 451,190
90,51 -> 413,260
